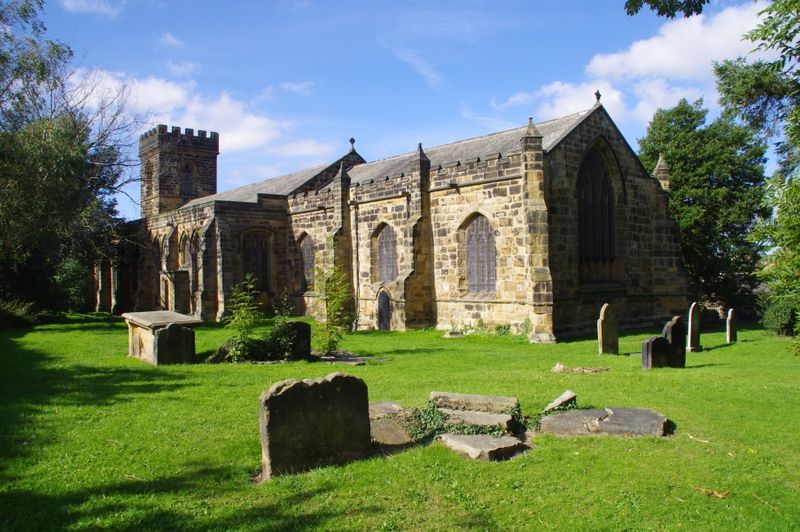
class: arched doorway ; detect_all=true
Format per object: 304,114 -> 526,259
377,291 -> 391,331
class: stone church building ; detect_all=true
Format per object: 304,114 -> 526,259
104,102 -> 688,342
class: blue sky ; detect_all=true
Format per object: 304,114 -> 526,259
43,0 -> 772,220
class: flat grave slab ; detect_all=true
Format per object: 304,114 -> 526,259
537,407 -> 670,437
430,391 -> 519,414
439,408 -> 514,430
439,433 -> 529,461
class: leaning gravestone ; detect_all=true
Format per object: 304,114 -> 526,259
597,303 -> 619,355
726,308 -> 737,344
661,315 -> 686,368
642,335 -> 671,369
687,302 -> 703,352
258,372 -> 371,481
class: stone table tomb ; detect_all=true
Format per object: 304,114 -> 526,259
121,311 -> 203,365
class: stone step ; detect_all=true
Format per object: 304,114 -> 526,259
439,408 -> 514,430
371,417 -> 414,447
430,391 -> 519,414
439,433 -> 529,461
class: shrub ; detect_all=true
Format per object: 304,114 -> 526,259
263,291 -> 298,361
759,292 -> 799,336
313,264 -> 353,355
223,274 -> 262,341
0,299 -> 37,327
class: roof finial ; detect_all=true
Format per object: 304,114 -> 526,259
349,137 -> 356,152
522,116 -> 542,138
595,90 -> 602,103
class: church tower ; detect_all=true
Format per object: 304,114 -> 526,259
139,125 -> 219,218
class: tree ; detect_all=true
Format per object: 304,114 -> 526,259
0,0 -> 134,311
712,0 -> 800,335
624,0 -> 709,18
638,98 -> 768,306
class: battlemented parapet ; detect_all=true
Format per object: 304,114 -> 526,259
140,125 -> 220,218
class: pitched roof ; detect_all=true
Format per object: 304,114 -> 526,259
348,108 -> 590,183
180,107 -> 593,209
182,162 -> 329,209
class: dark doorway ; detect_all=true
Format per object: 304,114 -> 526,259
377,291 -> 391,331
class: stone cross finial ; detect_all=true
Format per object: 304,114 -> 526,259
595,90 -> 602,103
349,137 -> 356,152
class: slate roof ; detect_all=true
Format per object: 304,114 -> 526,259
182,163 -> 330,209
180,107 -> 593,209
348,108 -> 590,184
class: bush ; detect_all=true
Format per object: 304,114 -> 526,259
223,274 -> 262,342
0,299 -> 37,327
759,292 -> 799,336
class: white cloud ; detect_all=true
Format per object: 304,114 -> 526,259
167,61 -> 199,77
386,45 -> 444,90
280,81 -> 314,95
460,103 -> 515,131
179,92 -> 287,152
535,80 -> 628,122
61,0 -> 123,16
157,32 -> 184,48
586,2 -> 766,82
630,79 -> 706,124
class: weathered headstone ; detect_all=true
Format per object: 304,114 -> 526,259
287,321 -> 312,360
597,303 -> 619,354
726,308 -> 737,344
687,302 -> 703,352
153,323 -> 196,364
258,372 -> 371,481
661,315 -> 686,368
642,335 -> 671,369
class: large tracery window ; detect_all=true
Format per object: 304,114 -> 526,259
466,214 -> 496,293
376,224 -> 398,283
299,235 -> 314,291
578,147 -> 616,281
242,232 -> 270,292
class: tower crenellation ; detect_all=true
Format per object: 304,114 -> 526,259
139,124 -> 219,218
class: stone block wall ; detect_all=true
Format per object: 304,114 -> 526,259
428,150 -> 538,333
546,108 -> 688,336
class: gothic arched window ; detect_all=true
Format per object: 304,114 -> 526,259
465,214 -> 496,293
299,235 -> 314,291
376,224 -> 398,283
242,232 -> 270,292
578,148 -> 616,281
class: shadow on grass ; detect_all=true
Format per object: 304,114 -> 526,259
0,323 -> 190,486
0,465 -> 370,530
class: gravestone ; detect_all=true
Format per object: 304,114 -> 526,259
258,372 -> 371,481
287,321 -> 312,360
153,323 -> 196,364
661,315 -> 686,368
597,303 -> 619,355
687,302 -> 703,352
726,308 -> 737,344
642,335 -> 671,369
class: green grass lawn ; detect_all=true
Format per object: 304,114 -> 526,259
1,316 -> 798,530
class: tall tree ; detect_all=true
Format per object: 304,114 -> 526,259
638,98 -> 768,306
713,0 -> 800,334
0,0 -> 133,311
